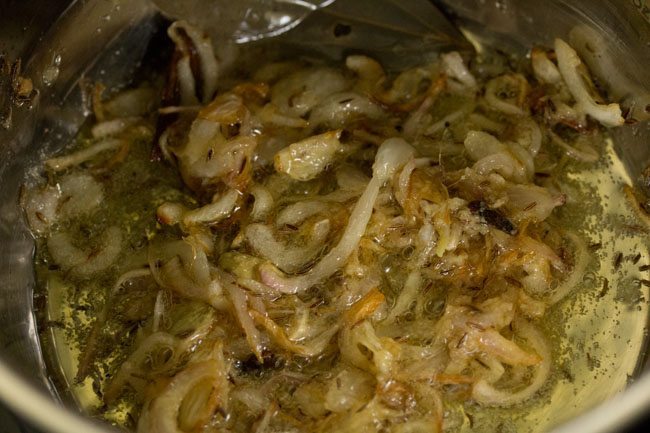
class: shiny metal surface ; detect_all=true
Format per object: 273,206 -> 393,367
0,1 -> 649,432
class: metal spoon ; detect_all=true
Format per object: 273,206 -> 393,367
152,0 -> 472,67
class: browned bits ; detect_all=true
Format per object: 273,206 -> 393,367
468,200 -> 517,235
598,278 -> 609,298
523,201 -> 538,211
613,252 -> 623,270
588,242 -> 603,251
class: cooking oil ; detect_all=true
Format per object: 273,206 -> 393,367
458,139 -> 650,432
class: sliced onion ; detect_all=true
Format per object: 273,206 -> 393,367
245,221 -> 330,273
464,131 -> 507,161
249,184 -> 274,221
471,320 -> 551,406
157,202 -> 188,226
395,160 -> 416,209
152,290 -> 165,333
346,55 -> 386,94
510,117 -> 542,157
547,230 -> 590,305
555,38 -> 624,127
403,76 -> 446,139
274,130 -> 343,181
260,139 -> 415,293
324,368 -> 375,413
138,358 -> 229,433
183,188 -> 240,226
153,257 -> 223,308
271,67 -> 349,118
474,328 -> 541,366
473,152 -> 528,184
47,226 -> 122,276
250,309 -> 338,357
276,201 -> 329,227
21,185 -> 61,234
549,131 -> 599,163
504,184 -> 565,223
484,74 -> 528,116
336,165 -> 370,192
389,271 -> 421,320
168,21 -> 219,105
104,87 -> 157,119
343,287 -> 386,327
258,103 -> 309,128
531,48 -> 562,85
339,320 -> 397,378
91,117 -> 141,138
58,173 -> 104,219
309,92 -> 385,130
45,138 -> 124,172
148,239 -> 225,308
176,118 -> 256,191
441,51 -> 477,88
105,332 -> 181,404
223,276 -> 265,361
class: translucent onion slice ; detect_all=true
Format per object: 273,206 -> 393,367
91,117 -> 141,138
442,51 -> 477,89
339,320 -> 398,379
276,201 -> 329,227
58,173 -> 104,219
531,48 -> 562,85
249,184 -> 274,221
260,138 -> 415,293
168,20 -> 219,105
223,276 -> 265,361
309,92 -> 385,129
21,185 -> 61,235
271,67 -> 349,118
388,271 -> 421,320
105,332 -> 181,404
555,38 -> 624,127
148,239 -> 225,308
549,130 -> 599,163
250,310 -> 339,357
324,368 -> 375,413
547,230 -> 590,305
245,220 -> 330,273
346,55 -> 386,94
183,188 -> 240,226
484,74 -> 528,116
274,130 -> 343,181
471,320 -> 551,406
504,184 -> 566,223
47,226 -> 122,276
138,357 -> 229,433
45,138 -> 124,172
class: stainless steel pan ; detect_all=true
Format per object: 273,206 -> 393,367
1,1 -> 649,432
